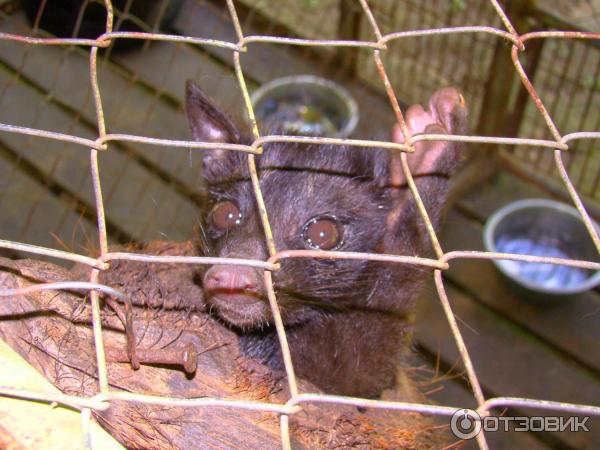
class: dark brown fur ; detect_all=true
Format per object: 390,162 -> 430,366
186,81 -> 467,397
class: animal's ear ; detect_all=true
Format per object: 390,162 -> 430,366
185,80 -> 241,183
379,87 -> 468,255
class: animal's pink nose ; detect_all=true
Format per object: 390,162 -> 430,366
203,265 -> 261,294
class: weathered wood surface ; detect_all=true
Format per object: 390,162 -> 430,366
417,280 -> 600,449
450,171 -> 600,372
405,351 -> 549,450
0,241 -> 453,450
442,209 -> 600,373
0,152 -> 99,259
0,10 -> 208,245
414,170 -> 600,449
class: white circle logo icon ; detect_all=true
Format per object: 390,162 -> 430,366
450,409 -> 482,439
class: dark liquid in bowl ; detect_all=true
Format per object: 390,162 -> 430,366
255,94 -> 344,137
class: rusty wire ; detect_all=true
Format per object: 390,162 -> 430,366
0,1 -> 599,449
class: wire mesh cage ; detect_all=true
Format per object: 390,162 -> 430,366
0,0 -> 599,449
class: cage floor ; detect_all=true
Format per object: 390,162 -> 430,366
418,171 -> 600,449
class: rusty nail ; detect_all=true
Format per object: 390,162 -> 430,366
104,295 -> 139,370
106,342 -> 198,375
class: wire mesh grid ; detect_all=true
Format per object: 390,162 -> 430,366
0,0 -> 599,449
511,34 -> 600,196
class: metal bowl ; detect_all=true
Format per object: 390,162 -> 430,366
483,198 -> 600,297
250,75 -> 359,138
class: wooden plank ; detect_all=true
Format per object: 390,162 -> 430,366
406,353 -> 550,450
110,37 -> 248,123
237,0 -> 341,41
415,281 -> 600,449
458,170 -> 554,223
443,165 -> 600,375
440,208 -> 600,374
0,149 -> 99,261
0,61 -> 198,243
0,14 -> 201,188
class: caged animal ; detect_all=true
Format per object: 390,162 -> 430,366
186,81 -> 467,398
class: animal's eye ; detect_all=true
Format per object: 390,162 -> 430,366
209,201 -> 242,231
302,216 -> 342,250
